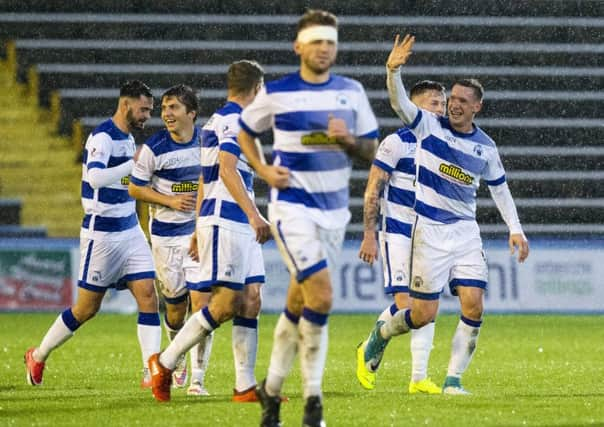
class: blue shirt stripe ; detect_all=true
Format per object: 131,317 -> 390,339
275,150 -> 350,171
87,161 -> 106,170
418,166 -> 475,204
82,212 -> 138,232
92,119 -> 129,140
199,198 -> 248,224
201,129 -> 219,148
220,200 -> 248,224
387,186 -> 415,208
155,165 -> 201,182
373,159 -> 393,173
396,158 -> 415,175
151,218 -> 196,236
487,175 -> 506,186
220,142 -> 241,157
82,182 -> 131,204
277,187 -> 348,210
200,198 -> 216,217
202,165 -> 219,183
384,217 -> 412,237
274,110 -> 354,132
107,155 -> 131,168
145,127 -> 201,156
414,200 -> 470,224
266,72 -> 361,94
422,135 -> 486,175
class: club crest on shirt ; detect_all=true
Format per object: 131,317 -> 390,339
473,144 -> 483,157
90,147 -> 104,158
336,93 -> 349,107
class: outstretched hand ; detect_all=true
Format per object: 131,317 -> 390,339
386,34 -> 415,71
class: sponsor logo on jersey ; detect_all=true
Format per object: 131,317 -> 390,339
171,182 -> 198,193
301,131 -> 337,146
121,176 -> 130,185
438,163 -> 473,185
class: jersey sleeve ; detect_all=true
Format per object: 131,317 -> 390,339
130,144 -> 156,186
218,113 -> 242,157
373,134 -> 405,174
85,133 -> 113,170
239,86 -> 273,137
355,85 -> 379,139
408,108 -> 437,141
483,146 -> 507,186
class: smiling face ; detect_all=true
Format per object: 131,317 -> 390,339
161,95 -> 196,139
125,95 -> 153,131
447,84 -> 482,133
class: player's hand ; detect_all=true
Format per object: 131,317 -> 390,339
359,233 -> 379,265
259,165 -> 290,189
509,233 -> 529,263
188,232 -> 199,262
249,213 -> 272,244
387,34 -> 415,71
328,113 -> 354,147
170,193 -> 196,212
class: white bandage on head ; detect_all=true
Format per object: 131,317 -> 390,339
296,25 -> 338,44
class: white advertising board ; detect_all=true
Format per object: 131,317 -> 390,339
261,240 -> 604,314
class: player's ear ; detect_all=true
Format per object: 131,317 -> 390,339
473,100 -> 482,114
293,40 -> 302,56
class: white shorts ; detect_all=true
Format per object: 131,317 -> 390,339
410,218 -> 488,300
152,236 -> 207,303
379,231 -> 412,295
78,228 -> 155,293
271,215 -> 345,283
196,224 -> 265,291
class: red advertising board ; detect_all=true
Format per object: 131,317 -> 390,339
0,249 -> 73,311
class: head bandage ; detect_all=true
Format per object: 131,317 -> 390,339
296,25 -> 338,44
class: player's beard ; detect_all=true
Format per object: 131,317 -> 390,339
304,56 -> 335,75
126,107 -> 145,131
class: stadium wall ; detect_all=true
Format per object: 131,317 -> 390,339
1,238 -> 602,314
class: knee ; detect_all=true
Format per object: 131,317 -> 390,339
165,304 -> 186,329
134,285 -> 158,312
409,305 -> 437,328
239,286 -> 262,318
462,303 -> 483,321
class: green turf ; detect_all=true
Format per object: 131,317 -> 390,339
1,312 -> 602,426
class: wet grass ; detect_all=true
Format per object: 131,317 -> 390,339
1,312 -> 602,426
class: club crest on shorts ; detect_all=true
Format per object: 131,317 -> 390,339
412,275 -> 423,288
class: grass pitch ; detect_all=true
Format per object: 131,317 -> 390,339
1,312 -> 602,426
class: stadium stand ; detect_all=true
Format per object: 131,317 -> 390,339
0,0 -> 602,237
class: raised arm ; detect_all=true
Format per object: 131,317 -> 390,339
359,165 -> 390,264
386,34 -> 419,125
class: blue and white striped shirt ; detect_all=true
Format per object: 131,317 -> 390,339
409,112 -> 506,224
373,127 -> 417,240
240,72 -> 379,229
81,119 -> 138,239
199,101 -> 255,233
130,127 -> 201,244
